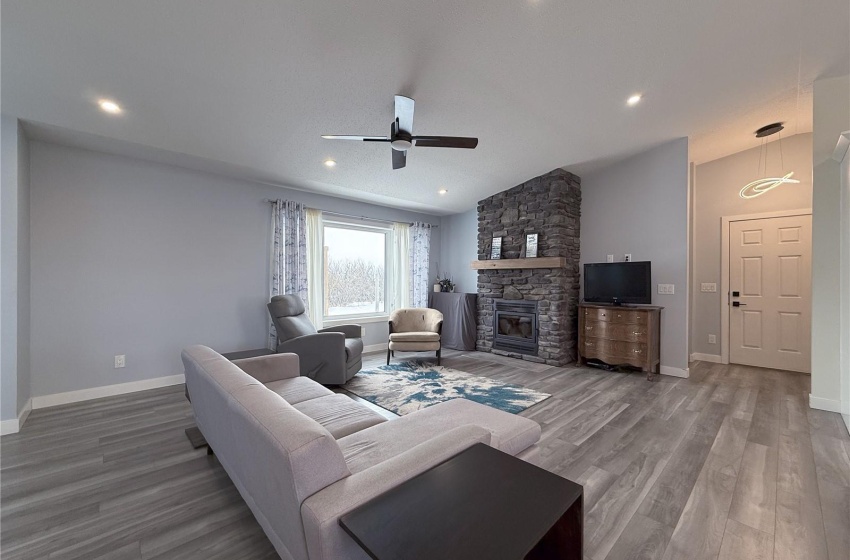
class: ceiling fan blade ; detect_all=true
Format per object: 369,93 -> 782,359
394,95 -> 414,133
322,135 -> 390,142
413,136 -> 478,149
392,148 -> 407,170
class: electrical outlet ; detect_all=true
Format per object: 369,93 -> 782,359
701,283 -> 717,293
708,334 -> 717,344
657,283 -> 675,295
624,254 -> 632,262
114,354 -> 125,368
607,254 -> 614,263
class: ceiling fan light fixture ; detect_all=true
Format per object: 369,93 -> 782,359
391,139 -> 412,151
627,94 -> 642,106
323,159 -> 336,168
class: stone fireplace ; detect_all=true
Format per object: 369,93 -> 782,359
476,169 -> 581,366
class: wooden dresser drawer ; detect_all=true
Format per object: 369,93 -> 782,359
582,338 -> 648,363
583,307 -> 614,322
583,321 -> 649,343
610,309 -> 649,325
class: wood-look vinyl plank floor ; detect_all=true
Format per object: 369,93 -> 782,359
2,350 -> 847,559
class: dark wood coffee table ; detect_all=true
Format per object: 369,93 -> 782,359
339,443 -> 583,560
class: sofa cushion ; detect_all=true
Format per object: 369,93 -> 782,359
337,398 -> 541,473
293,394 -> 387,439
344,337 -> 364,362
265,376 -> 334,405
388,340 -> 441,352
389,331 -> 441,343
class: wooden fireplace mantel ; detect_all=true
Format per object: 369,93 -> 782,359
470,257 -> 567,270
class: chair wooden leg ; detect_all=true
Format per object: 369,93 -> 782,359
436,348 -> 441,366
387,347 -> 391,365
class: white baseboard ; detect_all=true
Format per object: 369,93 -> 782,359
660,365 -> 690,378
0,419 -> 18,436
363,343 -> 389,354
31,375 -> 185,410
0,398 -> 34,435
809,394 -> 842,413
689,353 -> 723,364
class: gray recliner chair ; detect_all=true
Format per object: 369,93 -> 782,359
267,295 -> 363,385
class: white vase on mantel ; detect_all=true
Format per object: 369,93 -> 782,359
434,284 -> 441,293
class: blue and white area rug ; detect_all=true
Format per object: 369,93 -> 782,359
343,360 -> 551,416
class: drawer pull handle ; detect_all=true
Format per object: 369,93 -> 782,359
633,349 -> 642,354
585,341 -> 594,346
633,331 -> 643,335
586,326 -> 594,330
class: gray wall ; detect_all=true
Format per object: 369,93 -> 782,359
438,208 -> 478,293
811,74 -> 850,408
1,115 -> 31,421
691,133 -> 813,357
29,141 -> 441,398
580,138 -> 691,373
17,120 -> 31,414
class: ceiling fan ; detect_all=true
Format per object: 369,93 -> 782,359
322,95 -> 478,170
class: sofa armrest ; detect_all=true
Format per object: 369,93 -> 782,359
319,324 -> 361,339
301,425 -> 491,560
232,353 -> 300,383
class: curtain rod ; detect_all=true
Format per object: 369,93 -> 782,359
264,200 -> 438,228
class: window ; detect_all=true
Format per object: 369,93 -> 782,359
322,220 -> 390,321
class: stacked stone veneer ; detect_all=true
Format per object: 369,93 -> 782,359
476,169 -> 581,366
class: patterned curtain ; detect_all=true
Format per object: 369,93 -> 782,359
269,200 -> 308,349
409,222 -> 431,307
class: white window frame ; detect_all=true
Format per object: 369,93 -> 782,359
321,218 -> 392,324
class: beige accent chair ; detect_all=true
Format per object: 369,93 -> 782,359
388,308 -> 443,365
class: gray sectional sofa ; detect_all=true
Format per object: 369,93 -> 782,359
182,345 -> 541,560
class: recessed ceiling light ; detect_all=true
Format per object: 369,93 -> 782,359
98,99 -> 122,114
626,94 -> 642,107
438,188 -> 448,195
324,159 -> 337,168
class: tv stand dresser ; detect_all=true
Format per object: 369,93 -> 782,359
577,303 -> 663,380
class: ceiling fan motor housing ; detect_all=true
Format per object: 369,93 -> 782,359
391,130 -> 413,151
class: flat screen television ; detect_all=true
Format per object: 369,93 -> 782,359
584,261 -> 652,305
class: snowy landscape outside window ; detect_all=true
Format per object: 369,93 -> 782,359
322,222 -> 389,319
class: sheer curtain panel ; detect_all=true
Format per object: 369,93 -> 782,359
269,200 -> 307,349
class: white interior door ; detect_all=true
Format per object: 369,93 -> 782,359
729,214 -> 812,373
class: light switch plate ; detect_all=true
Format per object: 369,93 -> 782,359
708,334 -> 717,344
607,254 -> 614,263
114,354 -> 125,368
657,284 -> 675,295
361,326 -> 366,337
700,282 -> 717,293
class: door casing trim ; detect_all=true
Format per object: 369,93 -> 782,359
720,208 -> 812,365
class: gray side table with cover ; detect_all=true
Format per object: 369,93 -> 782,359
429,292 -> 477,351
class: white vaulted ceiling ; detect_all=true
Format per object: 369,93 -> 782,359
2,0 -> 847,214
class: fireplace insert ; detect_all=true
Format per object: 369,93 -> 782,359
493,300 -> 538,355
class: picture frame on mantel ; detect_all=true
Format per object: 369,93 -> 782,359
490,236 -> 502,260
525,233 -> 539,258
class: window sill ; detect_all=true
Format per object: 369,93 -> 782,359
323,315 -> 389,327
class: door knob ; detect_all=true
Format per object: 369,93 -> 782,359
732,301 -> 747,307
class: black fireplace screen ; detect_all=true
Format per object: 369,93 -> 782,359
497,314 -> 535,339
493,300 -> 538,355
